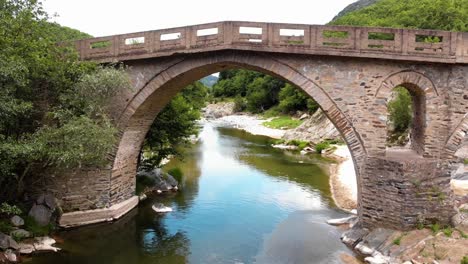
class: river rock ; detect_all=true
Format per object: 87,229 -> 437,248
33,236 -> 60,252
18,243 -> 35,254
10,229 -> 31,239
28,204 -> 52,226
152,203 -> 172,213
4,249 -> 17,262
165,173 -> 178,187
327,216 -> 357,226
0,233 -> 19,250
299,113 -> 310,120
10,215 -> 24,227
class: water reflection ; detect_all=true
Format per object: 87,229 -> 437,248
31,122 -> 353,264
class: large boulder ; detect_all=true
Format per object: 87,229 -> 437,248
28,204 -> 52,226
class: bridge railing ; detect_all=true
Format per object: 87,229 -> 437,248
75,21 -> 467,63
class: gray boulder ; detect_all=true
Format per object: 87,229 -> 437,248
0,233 -> 19,250
10,215 -> 24,227
165,173 -> 178,187
28,204 -> 52,226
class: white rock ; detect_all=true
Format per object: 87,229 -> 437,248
18,243 -> 35,254
327,216 -> 357,226
156,190 -> 162,194
355,242 -> 374,255
10,216 -> 24,227
33,236 -> 60,252
4,249 -> 17,262
152,204 -> 172,213
364,255 -> 389,264
139,194 -> 147,201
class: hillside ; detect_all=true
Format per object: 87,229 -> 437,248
200,75 -> 218,88
332,0 -> 380,21
330,0 -> 468,31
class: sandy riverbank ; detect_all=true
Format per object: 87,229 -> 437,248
207,114 -> 358,211
326,145 -> 358,211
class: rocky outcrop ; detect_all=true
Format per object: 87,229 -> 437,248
137,168 -> 179,194
203,102 -> 235,119
283,109 -> 341,143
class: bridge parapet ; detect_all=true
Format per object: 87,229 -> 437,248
75,21 -> 468,64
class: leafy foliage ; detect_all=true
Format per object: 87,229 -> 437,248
388,87 -> 412,133
330,0 -> 468,32
263,116 -> 303,129
0,0 -> 130,201
140,82 -> 208,170
212,69 -> 319,115
0,202 -> 22,215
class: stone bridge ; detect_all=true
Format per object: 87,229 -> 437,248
42,21 -> 468,229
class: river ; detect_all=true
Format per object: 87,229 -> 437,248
30,122 -> 354,264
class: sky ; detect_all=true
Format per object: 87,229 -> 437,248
42,0 -> 357,37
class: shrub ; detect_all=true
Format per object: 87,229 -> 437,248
233,95 -> 246,112
0,202 -> 22,216
315,141 -> 331,153
24,216 -> 52,236
430,223 -> 440,234
0,220 -> 14,233
461,256 -> 468,264
167,167 -> 184,183
443,226 -> 453,237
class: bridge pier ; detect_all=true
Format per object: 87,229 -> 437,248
360,153 -> 455,230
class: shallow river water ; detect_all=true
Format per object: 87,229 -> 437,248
31,123 -> 354,264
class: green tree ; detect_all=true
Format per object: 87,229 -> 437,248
330,0 -> 468,32
0,0 -> 130,201
388,87 -> 412,133
278,83 -> 319,114
140,82 -> 208,170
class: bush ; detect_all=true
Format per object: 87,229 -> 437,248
315,141 -> 331,153
0,202 -> 22,216
233,95 -> 246,112
287,140 -> 309,150
167,167 -> 184,183
462,256 -> 468,264
24,216 -> 52,236
0,220 -> 14,233
430,223 -> 440,234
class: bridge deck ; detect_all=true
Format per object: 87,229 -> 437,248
74,21 -> 468,64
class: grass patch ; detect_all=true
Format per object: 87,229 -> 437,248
464,159 -> 468,165
443,226 -> 453,237
262,106 -> 281,118
430,223 -> 440,234
393,236 -> 402,245
24,216 -> 52,236
287,140 -> 309,150
461,256 -> 468,264
0,220 -> 14,233
263,116 -> 302,129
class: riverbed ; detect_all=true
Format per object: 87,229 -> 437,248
30,122 -> 355,264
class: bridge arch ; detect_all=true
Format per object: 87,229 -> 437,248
375,70 -> 439,156
110,51 -> 366,207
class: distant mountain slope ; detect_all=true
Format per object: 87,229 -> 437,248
200,75 -> 218,88
329,0 -> 467,32
332,0 -> 380,21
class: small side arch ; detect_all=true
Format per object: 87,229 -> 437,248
376,70 -> 439,156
